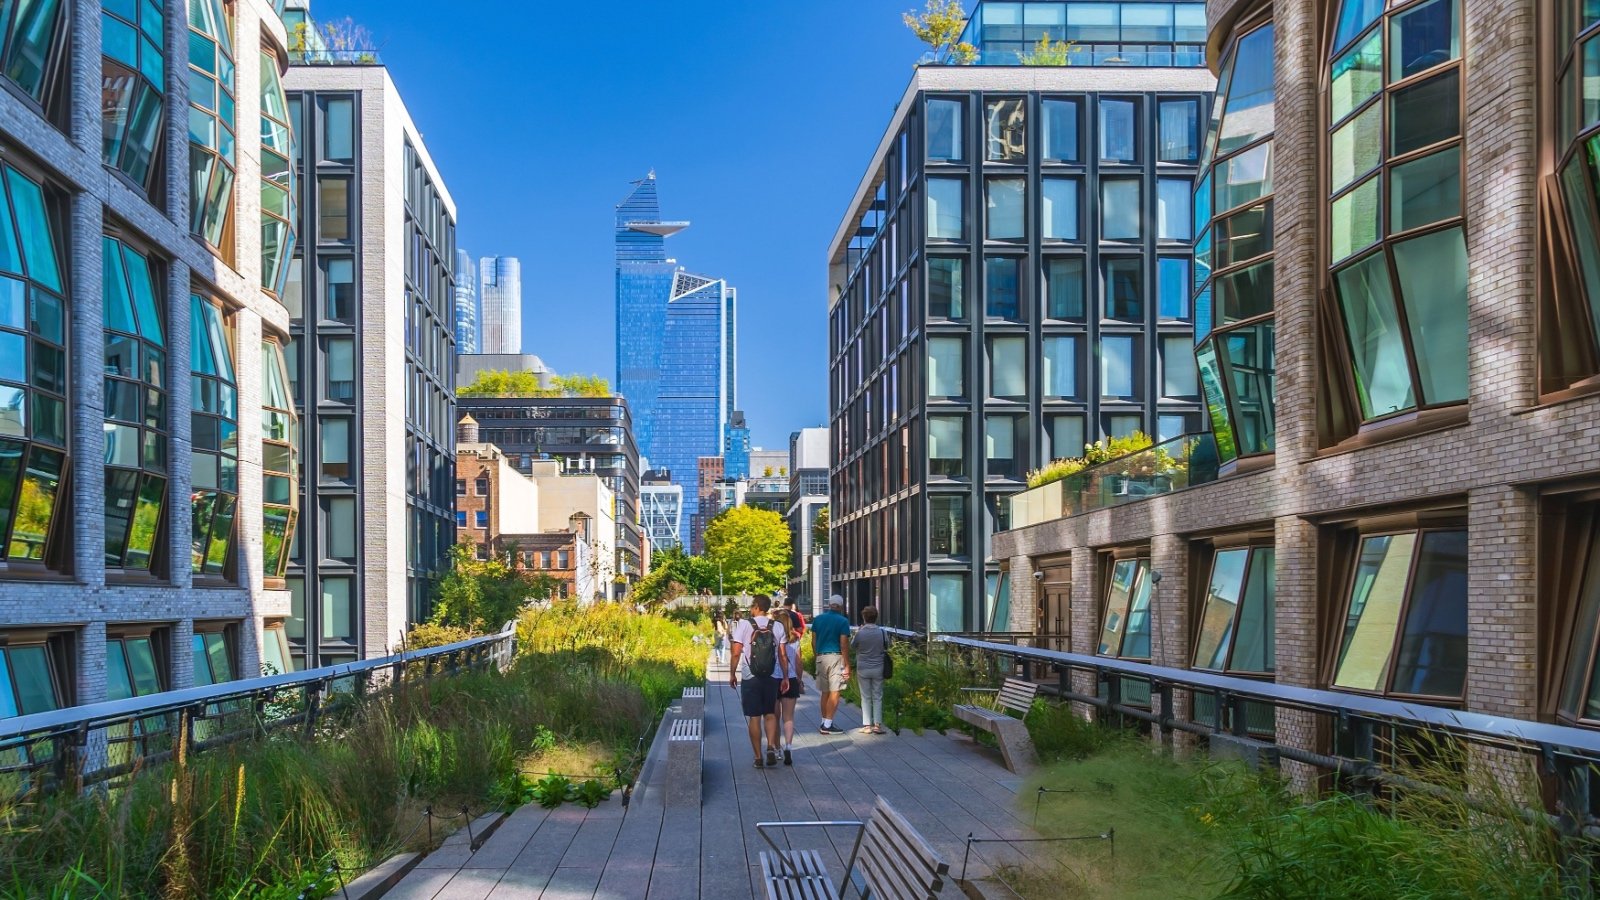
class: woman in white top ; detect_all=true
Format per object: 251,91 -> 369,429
776,609 -> 804,766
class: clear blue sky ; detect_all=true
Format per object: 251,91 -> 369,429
320,0 -> 927,449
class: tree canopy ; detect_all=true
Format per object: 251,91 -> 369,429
703,506 -> 792,595
431,543 -> 564,633
458,370 -> 612,399
812,506 -> 830,549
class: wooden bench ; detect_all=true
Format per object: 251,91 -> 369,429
756,797 -> 950,900
681,685 -> 705,719
952,677 -> 1039,775
665,716 -> 702,809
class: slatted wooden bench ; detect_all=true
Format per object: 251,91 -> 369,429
952,676 -> 1039,774
756,797 -> 950,900
665,716 -> 702,809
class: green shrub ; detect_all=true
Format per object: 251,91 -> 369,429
1025,700 -> 1109,762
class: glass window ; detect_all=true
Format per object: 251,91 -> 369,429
1104,258 -> 1143,321
1162,336 -> 1198,397
262,340 -> 299,579
1045,257 -> 1085,319
1048,415 -> 1085,460
325,338 -> 354,401
1101,180 -> 1141,240
474,510 -> 488,528
1335,252 -> 1415,419
985,256 -> 1021,319
928,336 -> 965,399
1389,0 -> 1458,82
928,415 -> 966,478
986,178 -> 1025,240
321,257 -> 355,322
1389,70 -> 1460,156
927,99 -> 964,163
1042,335 -> 1077,398
1158,257 -> 1191,320
1334,530 -> 1466,698
2,0 -> 67,105
1042,99 -> 1079,162
928,257 -> 965,320
1158,178 -> 1193,240
987,336 -> 1026,399
985,97 -> 1026,162
1100,336 -> 1136,399
985,415 -> 1022,478
1331,176 -> 1380,263
1193,548 -> 1275,673
1158,100 -> 1199,162
1389,146 -> 1460,234
928,178 -> 965,240
1099,99 -> 1137,164
192,631 -> 235,686
260,53 -> 296,296
321,577 -> 354,642
1041,178 -> 1079,241
1107,413 -> 1141,438
0,643 -> 62,717
326,496 -> 355,561
321,96 -> 354,163
928,574 -> 968,633
930,495 -> 967,557
1216,141 -> 1273,213
1391,226 -> 1468,406
1331,103 -> 1382,194
1331,29 -> 1383,122
318,176 -> 351,242
1098,558 -> 1153,659
320,417 -> 352,479
1218,26 -> 1275,156
1157,414 -> 1188,443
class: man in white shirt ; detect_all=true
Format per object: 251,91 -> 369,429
729,594 -> 789,768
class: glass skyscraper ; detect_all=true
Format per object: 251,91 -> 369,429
614,174 -> 736,548
454,249 -> 479,354
479,255 -> 522,354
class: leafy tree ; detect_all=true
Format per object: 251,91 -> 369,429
1017,33 -> 1080,66
703,507 -> 792,595
812,506 -> 830,549
904,0 -> 977,64
458,370 -> 612,399
431,543 -> 563,633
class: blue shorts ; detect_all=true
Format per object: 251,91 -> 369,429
740,677 -> 781,717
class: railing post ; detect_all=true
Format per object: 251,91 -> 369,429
1230,695 -> 1250,739
1557,756 -> 1595,890
302,682 -> 323,741
1102,668 -> 1122,729
1212,691 -> 1228,734
1156,681 -> 1174,739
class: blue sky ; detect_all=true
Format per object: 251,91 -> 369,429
321,0 -> 927,449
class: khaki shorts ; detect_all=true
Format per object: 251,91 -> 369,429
815,654 -> 847,693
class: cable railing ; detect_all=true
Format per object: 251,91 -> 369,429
0,623 -> 517,801
888,631 -> 1600,839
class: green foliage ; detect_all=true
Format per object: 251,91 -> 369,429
903,0 -> 977,64
631,545 -> 717,606
404,623 -> 474,650
812,506 -> 830,549
1017,32 -> 1080,65
573,779 -> 611,809
837,642 -> 989,733
1026,431 -> 1156,488
703,506 -> 792,594
430,543 -> 563,634
530,774 -> 574,808
531,725 -> 557,755
1025,699 -> 1109,763
457,370 -> 611,398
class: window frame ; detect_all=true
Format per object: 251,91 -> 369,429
1096,554 -> 1153,661
1190,542 -> 1275,675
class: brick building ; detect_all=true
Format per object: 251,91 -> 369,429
995,0 -> 1600,778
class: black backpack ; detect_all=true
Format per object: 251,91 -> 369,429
748,618 -> 778,678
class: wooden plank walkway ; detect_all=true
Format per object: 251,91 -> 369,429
386,656 -> 1041,898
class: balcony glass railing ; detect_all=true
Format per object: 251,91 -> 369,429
1008,432 -> 1221,528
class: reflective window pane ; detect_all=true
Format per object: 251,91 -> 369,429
1042,335 -> 1077,398
1390,530 -> 1467,697
1330,30 -> 1383,122
1045,257 -> 1085,320
1161,335 -> 1197,397
1099,99 -> 1136,164
1331,102 -> 1381,194
929,495 -> 967,557
1104,258 -> 1142,321
985,97 -> 1026,162
321,577 -> 354,641
928,178 -> 965,240
1390,70 -> 1460,156
927,99 -> 964,163
1100,335 -> 1135,398
1158,99 -> 1198,163
1216,141 -> 1272,213
928,415 -> 966,477
1336,253 -> 1417,419
1041,178 -> 1078,240
1158,178 -> 1192,240
987,335 -> 1026,399
928,257 -> 965,320
1218,26 -> 1275,155
1389,147 -> 1460,233
928,337 -> 965,398
1101,179 -> 1141,240
986,178 -> 1025,240
1042,98 -> 1079,162
1331,176 -> 1380,263
1391,226 -> 1468,406
985,256 -> 1020,319
1158,257 -> 1190,320
1335,533 -> 1416,690
1194,549 -> 1248,670
1389,0 -> 1458,82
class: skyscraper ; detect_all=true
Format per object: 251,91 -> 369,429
454,249 -> 479,354
614,175 -> 736,547
479,256 -> 523,354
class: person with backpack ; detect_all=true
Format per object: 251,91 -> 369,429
728,594 -> 789,768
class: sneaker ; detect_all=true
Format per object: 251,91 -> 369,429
754,757 -> 764,769
765,749 -> 778,767
819,724 -> 845,735
783,749 -> 793,766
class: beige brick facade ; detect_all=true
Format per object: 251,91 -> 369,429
993,0 -> 1600,772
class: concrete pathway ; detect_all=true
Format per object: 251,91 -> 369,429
385,655 -> 1042,898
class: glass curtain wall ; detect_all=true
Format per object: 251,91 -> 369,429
262,339 -> 298,580
101,0 -> 166,193
102,236 -> 167,573
261,53 -> 296,298
1548,5 -> 1600,391
190,295 -> 237,577
1194,20 -> 1275,465
1,0 -> 67,109
186,0 -> 235,253
1332,528 -> 1468,700
0,161 -> 68,567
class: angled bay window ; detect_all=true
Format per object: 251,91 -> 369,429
1098,557 -> 1153,660
102,235 -> 167,573
262,339 -> 299,580
1194,19 -> 1276,465
187,0 -> 235,252
261,53 -> 296,297
1192,546 -> 1274,673
190,295 -> 236,577
0,161 -> 68,569
101,0 -> 165,192
0,637 -> 67,719
1324,0 -> 1466,435
1,0 -> 67,110
1542,6 -> 1600,392
1331,528 -> 1467,700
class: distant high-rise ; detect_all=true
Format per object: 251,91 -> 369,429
615,174 -> 736,547
725,411 -> 751,480
479,256 -> 523,354
454,249 -> 479,354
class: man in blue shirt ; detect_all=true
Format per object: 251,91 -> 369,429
810,597 -> 852,735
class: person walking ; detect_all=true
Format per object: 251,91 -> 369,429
810,597 -> 852,735
853,606 -> 888,735
775,609 -> 804,765
728,595 -> 789,768
713,615 -> 729,665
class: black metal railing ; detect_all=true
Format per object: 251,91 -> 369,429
0,623 -> 517,801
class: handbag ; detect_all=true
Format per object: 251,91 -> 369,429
881,630 -> 894,681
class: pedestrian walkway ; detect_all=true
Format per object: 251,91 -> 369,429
386,655 -> 1042,898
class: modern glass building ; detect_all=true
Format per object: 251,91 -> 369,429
479,255 -> 522,355
640,470 -> 683,553
987,0 -> 1600,805
827,0 -> 1213,631
454,249 -> 479,354
725,410 -> 752,480
614,174 -> 737,548
281,26 -> 458,667
455,395 -> 644,593
0,0 -> 304,717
